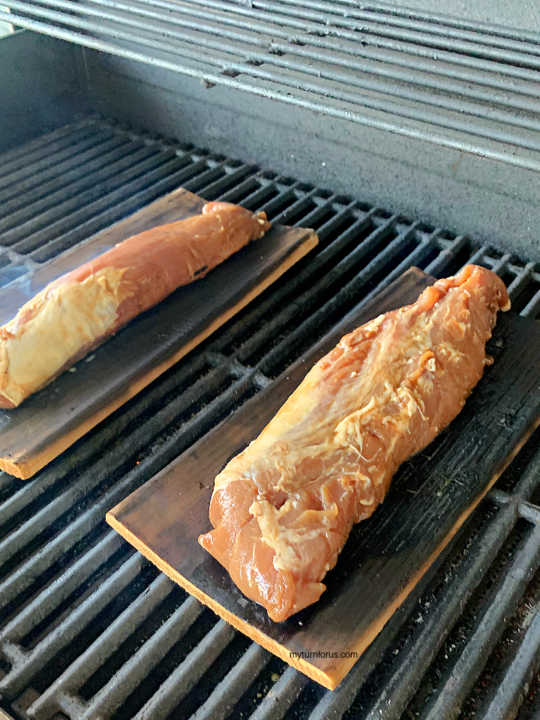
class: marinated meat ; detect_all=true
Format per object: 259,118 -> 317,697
0,202 -> 270,408
199,265 -> 510,622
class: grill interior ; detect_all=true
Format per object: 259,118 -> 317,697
0,115 -> 540,720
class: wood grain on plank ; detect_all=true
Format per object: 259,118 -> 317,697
108,269 -> 540,689
0,188 -> 318,479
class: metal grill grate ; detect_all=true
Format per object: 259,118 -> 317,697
0,117 -> 540,720
2,2 -> 540,169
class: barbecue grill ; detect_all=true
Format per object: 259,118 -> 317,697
1,3 -> 540,719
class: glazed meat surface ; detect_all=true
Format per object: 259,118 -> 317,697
199,265 -> 510,622
0,202 -> 270,408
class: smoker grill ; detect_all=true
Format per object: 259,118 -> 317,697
1,4 -> 540,720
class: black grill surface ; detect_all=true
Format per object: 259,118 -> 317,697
1,115 -> 540,720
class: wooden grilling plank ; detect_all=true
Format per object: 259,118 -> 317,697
107,268 -> 540,689
0,188 -> 318,478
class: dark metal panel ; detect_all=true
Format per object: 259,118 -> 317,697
0,31 -> 86,153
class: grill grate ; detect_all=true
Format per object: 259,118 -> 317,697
0,117 -> 540,720
2,2 -> 540,168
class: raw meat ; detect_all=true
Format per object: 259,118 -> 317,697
199,265 -> 510,622
0,202 -> 270,408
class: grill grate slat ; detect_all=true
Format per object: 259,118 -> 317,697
71,595 -> 204,720
0,552 -> 145,698
0,130 -> 124,200
25,572 -> 175,717
190,643 -> 271,720
0,143 -> 159,233
0,532 -> 125,650
4,1 -> 540,169
0,118 -> 104,176
130,619 -> 235,720
0,117 -> 539,720
250,668 -> 309,720
461,563 -> 540,720
404,520 -> 540,720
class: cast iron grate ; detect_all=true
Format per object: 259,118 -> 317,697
0,116 -> 540,720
